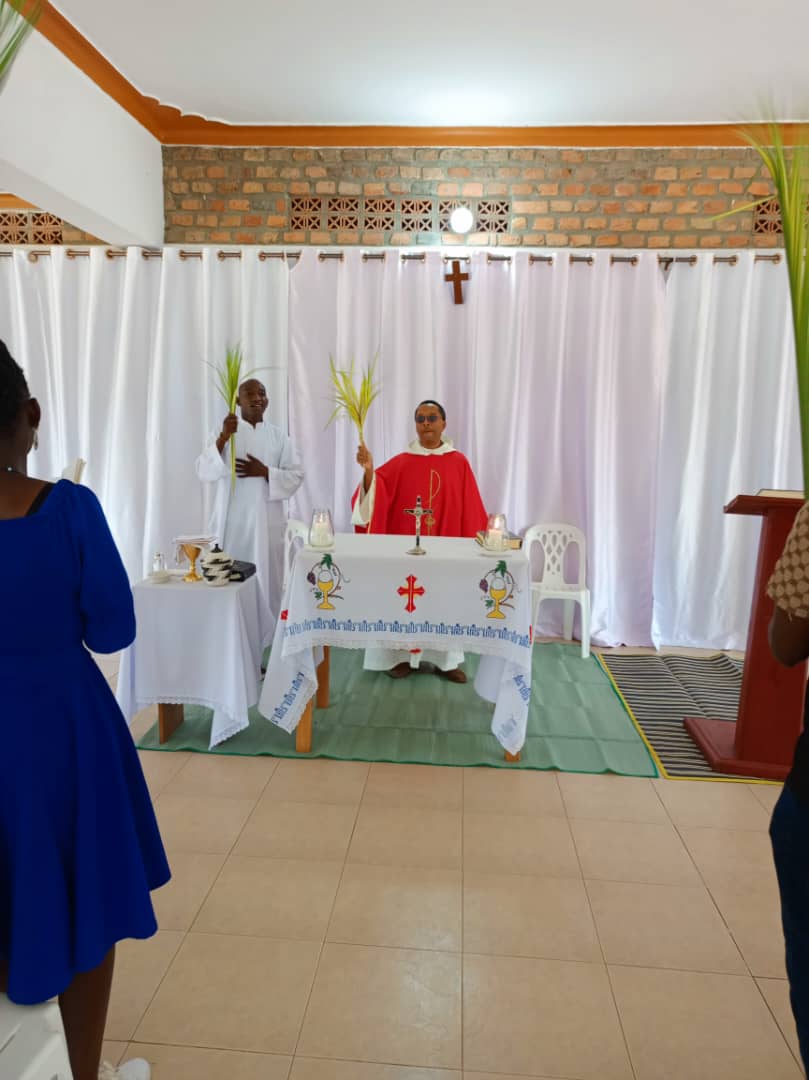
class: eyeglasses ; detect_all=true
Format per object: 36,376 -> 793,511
415,414 -> 441,424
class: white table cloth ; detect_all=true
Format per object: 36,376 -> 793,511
117,575 -> 263,748
258,534 -> 533,754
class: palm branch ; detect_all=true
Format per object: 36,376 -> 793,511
713,123 -> 809,492
0,0 -> 40,86
205,344 -> 263,489
325,355 -> 381,445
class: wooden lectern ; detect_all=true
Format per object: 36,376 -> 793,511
684,492 -> 807,780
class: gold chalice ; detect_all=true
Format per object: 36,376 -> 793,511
317,572 -> 336,610
180,542 -> 203,583
488,576 -> 507,619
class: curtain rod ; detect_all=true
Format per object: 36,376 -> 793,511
0,248 -> 785,268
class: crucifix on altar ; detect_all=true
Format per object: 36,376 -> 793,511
444,259 -> 469,305
405,495 -> 433,555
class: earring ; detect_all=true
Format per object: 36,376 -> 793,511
32,430 -> 39,451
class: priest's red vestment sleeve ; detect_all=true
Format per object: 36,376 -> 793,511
352,451 -> 488,538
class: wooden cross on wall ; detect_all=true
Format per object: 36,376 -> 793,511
444,259 -> 469,305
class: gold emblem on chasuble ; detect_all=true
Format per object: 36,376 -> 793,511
424,469 -> 441,533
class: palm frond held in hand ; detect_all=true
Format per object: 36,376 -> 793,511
325,355 -> 381,446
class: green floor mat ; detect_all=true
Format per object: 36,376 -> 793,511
137,643 -> 657,776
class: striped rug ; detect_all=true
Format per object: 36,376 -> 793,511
597,652 -> 747,779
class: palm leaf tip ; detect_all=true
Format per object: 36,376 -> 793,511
325,355 -> 381,436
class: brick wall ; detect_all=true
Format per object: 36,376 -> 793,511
163,146 -> 778,249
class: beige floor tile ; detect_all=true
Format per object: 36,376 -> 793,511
463,813 -> 580,878
654,778 -> 771,830
610,965 -> 801,1079
161,752 -> 277,800
348,806 -> 462,870
586,879 -> 746,973
558,773 -> 669,824
709,879 -> 787,978
136,749 -> 191,798
151,851 -> 226,931
464,872 -> 600,962
327,864 -> 461,951
757,978 -> 802,1066
234,800 -> 358,861
193,855 -> 343,940
571,819 -> 700,886
126,1043 -> 291,1079
463,768 -> 565,818
105,930 -> 184,1041
135,932 -> 320,1053
363,763 -> 463,810
749,783 -> 784,812
263,758 -> 369,805
298,943 -> 461,1069
291,1061 -> 459,1080
679,825 -> 779,892
101,1041 -> 127,1067
464,1075 -> 558,1080
130,705 -> 158,741
153,792 -> 255,854
463,954 -> 632,1079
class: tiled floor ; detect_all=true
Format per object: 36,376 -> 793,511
99,658 -> 803,1079
99,751 -> 801,1079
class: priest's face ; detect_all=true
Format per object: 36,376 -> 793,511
414,403 -> 446,449
238,379 -> 268,425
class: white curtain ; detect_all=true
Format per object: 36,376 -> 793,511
0,245 -> 800,649
289,249 -> 666,645
653,255 -> 801,649
0,247 -> 289,579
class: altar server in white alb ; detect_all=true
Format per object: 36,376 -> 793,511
197,378 -> 304,646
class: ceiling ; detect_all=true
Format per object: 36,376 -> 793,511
53,0 -> 809,128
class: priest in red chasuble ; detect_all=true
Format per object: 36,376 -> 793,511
351,400 -> 488,682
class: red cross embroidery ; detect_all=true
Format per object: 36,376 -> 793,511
397,574 -> 425,612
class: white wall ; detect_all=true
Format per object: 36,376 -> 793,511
0,32 -> 163,246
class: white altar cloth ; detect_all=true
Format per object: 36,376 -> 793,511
116,575 -> 263,748
257,534 -> 533,754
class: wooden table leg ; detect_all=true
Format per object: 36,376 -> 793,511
158,703 -> 184,744
296,698 -> 313,753
504,750 -> 521,763
316,645 -> 331,708
295,648 -> 331,753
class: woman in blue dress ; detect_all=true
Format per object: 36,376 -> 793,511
0,340 -> 170,1080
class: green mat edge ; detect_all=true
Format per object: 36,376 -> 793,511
136,644 -> 659,778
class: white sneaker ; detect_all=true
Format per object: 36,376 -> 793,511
99,1059 -> 151,1080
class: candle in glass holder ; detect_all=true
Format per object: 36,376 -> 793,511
309,508 -> 335,548
485,513 -> 508,551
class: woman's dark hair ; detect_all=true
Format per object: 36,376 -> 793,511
415,400 -> 446,421
0,340 -> 29,438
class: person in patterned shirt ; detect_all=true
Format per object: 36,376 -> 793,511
767,499 -> 809,1075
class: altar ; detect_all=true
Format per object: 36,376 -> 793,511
258,533 -> 533,757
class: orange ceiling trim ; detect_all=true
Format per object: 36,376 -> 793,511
155,118 -> 776,148
32,3 -> 797,149
0,194 -> 37,210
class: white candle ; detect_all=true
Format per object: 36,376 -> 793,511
487,528 -> 504,550
311,524 -> 331,547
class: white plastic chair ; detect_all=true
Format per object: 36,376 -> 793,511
283,518 -> 309,592
524,523 -> 591,658
0,996 -> 72,1079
